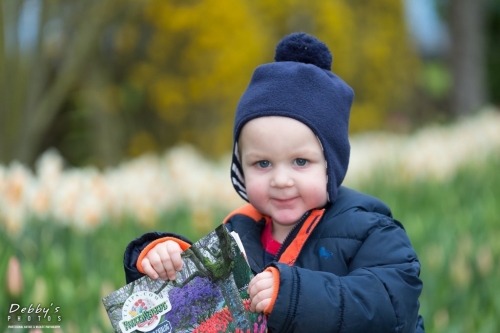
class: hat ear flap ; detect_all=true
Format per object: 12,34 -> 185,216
231,142 -> 248,201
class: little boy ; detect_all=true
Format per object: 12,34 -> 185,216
124,32 -> 425,333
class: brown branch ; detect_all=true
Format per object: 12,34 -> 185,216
15,0 -> 136,163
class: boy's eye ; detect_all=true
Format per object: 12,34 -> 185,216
257,160 -> 270,168
295,158 -> 308,166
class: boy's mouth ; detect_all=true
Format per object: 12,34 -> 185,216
271,197 -> 298,205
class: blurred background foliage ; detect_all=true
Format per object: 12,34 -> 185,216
2,0 -> 500,332
2,0 -> 499,168
0,0 -> 444,168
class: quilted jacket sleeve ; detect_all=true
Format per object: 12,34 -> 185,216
123,231 -> 192,284
266,215 -> 423,333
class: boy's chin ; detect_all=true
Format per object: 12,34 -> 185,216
271,210 -> 307,225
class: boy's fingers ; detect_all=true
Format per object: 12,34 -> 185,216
254,297 -> 271,313
141,258 -> 159,280
157,244 -> 177,280
140,241 -> 184,281
250,288 -> 272,312
248,272 -> 273,297
248,272 -> 264,294
148,251 -> 169,279
166,242 -> 183,271
248,272 -> 274,312
160,257 -> 176,280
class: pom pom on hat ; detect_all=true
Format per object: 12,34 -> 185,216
274,32 -> 332,71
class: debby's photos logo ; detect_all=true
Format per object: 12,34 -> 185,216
4,257 -> 62,330
7,303 -> 62,326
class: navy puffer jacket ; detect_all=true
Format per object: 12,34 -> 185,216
124,186 -> 425,333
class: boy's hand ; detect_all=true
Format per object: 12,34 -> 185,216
141,240 -> 183,280
248,271 -> 274,313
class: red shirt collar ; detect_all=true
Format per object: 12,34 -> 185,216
261,220 -> 282,256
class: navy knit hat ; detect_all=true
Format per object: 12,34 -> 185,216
231,32 -> 354,203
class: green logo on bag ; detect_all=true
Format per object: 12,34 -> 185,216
119,292 -> 171,333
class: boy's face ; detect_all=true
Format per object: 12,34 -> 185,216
239,116 -> 328,229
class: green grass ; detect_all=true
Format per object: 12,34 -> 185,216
1,157 -> 499,332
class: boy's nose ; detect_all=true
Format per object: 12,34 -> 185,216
270,168 -> 294,188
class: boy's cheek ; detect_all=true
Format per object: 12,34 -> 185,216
245,184 -> 268,208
